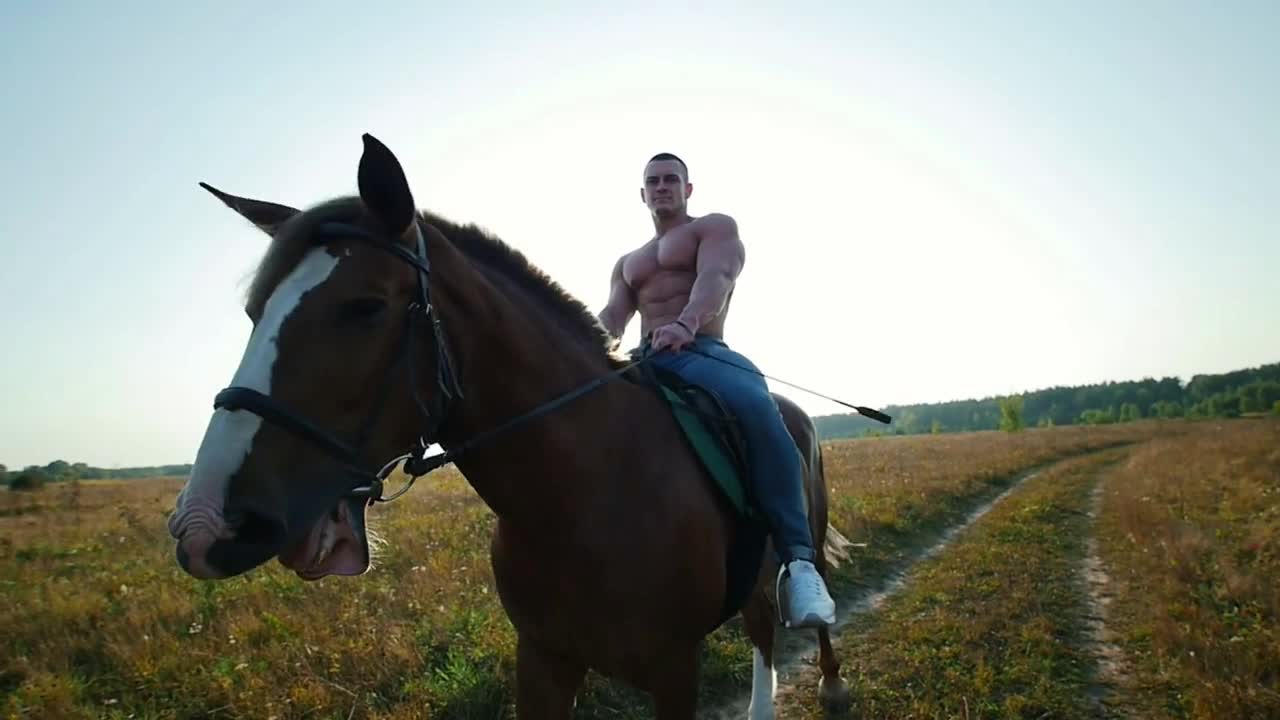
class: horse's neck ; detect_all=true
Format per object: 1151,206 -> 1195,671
427,239 -> 620,523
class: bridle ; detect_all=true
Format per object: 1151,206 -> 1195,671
211,218 -> 646,506
212,219 -> 461,505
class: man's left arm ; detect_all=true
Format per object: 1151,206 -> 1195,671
676,213 -> 745,334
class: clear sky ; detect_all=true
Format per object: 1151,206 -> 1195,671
2,1 -> 1277,469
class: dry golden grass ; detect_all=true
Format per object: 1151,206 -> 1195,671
1095,418 -> 1280,719
0,421 -> 1173,719
821,422 -> 1169,593
2,474 -> 511,719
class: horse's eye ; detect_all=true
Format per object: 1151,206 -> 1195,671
339,297 -> 388,324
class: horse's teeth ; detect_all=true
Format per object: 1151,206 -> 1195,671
311,518 -> 337,569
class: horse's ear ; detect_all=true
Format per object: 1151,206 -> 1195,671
357,133 -> 416,237
200,183 -> 299,237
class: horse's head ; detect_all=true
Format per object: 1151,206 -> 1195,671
169,134 -> 455,581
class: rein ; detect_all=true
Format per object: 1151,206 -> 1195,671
378,357 -> 649,500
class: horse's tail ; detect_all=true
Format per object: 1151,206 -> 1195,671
813,441 -> 854,569
823,523 -> 854,568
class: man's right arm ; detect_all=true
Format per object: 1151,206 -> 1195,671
597,255 -> 636,345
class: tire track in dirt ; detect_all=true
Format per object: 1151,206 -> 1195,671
703,460 -> 1057,719
1082,470 -> 1133,718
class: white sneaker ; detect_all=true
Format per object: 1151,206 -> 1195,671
778,559 -> 836,628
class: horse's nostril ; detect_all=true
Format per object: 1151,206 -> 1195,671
201,501 -> 290,577
228,505 -> 287,547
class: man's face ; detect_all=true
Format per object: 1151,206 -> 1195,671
640,159 -> 692,217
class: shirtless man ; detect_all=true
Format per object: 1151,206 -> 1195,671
597,153 -> 836,628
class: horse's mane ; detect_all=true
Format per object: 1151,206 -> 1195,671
418,210 -> 628,367
246,198 -> 626,368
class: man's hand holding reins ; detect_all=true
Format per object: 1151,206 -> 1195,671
650,319 -> 696,353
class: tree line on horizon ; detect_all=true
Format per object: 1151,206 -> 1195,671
814,361 -> 1280,439
2,460 -> 193,490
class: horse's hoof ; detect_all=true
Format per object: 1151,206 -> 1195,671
818,675 -> 851,713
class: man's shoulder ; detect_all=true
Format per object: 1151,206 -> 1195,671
691,212 -> 739,238
692,211 -> 737,227
612,247 -> 636,272
688,213 -> 741,248
614,242 -> 649,276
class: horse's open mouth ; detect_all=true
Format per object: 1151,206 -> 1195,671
278,498 -> 369,580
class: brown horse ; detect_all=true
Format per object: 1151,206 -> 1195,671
167,134 -> 850,718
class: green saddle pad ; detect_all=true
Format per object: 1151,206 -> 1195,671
655,379 -> 759,524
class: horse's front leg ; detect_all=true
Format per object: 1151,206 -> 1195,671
649,645 -> 700,720
516,634 -> 586,719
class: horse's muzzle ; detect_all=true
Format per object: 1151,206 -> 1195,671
176,502 -> 289,579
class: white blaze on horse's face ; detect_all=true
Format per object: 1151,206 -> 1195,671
168,247 -> 341,549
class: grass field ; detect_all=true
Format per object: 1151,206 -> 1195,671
1094,419 -> 1280,718
5,418 -> 1268,719
775,447 -> 1130,719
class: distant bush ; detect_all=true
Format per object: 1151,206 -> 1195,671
8,472 -> 47,491
1119,403 -> 1142,422
1150,401 -> 1183,419
1080,408 -> 1116,425
998,395 -> 1024,432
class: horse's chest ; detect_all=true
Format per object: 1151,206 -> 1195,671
489,528 -> 647,665
491,540 -> 589,631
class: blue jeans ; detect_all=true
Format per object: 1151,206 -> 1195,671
645,335 -> 816,564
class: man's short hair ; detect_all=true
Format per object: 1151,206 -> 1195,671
647,152 -> 688,181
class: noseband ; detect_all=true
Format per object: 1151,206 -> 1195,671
211,219 -> 647,506
213,220 -> 463,505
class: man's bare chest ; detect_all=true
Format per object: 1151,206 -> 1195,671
622,230 -> 699,288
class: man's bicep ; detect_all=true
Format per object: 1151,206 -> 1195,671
599,256 -> 636,334
695,214 -> 745,279
606,256 -> 636,310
